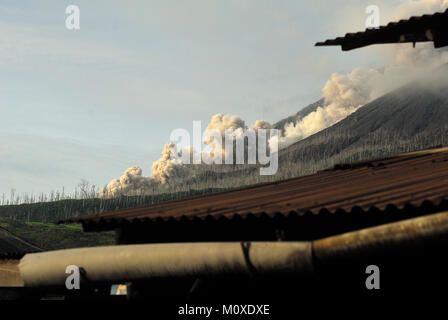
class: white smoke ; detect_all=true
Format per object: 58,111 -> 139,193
252,120 -> 272,130
201,113 -> 248,162
394,0 -> 448,18
99,166 -> 154,197
99,143 -> 188,197
277,67 -> 381,148
99,114 -> 271,197
151,142 -> 187,184
198,114 -> 275,165
204,114 -> 246,139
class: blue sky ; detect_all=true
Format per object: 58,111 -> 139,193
0,0 -> 412,196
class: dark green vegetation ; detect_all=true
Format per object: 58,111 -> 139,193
0,223 -> 41,254
0,189 -> 224,223
0,218 -> 114,252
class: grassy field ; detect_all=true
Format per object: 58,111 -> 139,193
0,218 -> 115,251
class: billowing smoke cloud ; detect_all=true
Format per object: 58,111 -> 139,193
151,143 -> 187,184
99,143 -> 189,197
202,114 -> 248,161
394,0 -> 448,18
277,67 -> 381,148
98,165 -> 154,197
252,120 -> 272,130
99,115 -> 272,197
204,114 -> 246,138
201,114 -> 273,163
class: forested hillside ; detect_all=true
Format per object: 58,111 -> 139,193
0,189 -> 223,223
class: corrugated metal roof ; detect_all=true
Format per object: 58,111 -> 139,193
62,148 -> 448,233
315,8 -> 448,50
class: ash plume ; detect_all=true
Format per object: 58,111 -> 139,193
151,143 -> 187,184
99,115 -> 272,197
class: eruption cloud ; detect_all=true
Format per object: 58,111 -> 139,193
99,115 -> 274,197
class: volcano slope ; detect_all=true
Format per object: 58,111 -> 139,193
277,68 -> 448,177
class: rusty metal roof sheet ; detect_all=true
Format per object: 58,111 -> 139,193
315,8 -> 448,50
62,148 -> 448,233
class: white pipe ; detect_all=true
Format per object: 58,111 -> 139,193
19,242 -> 313,288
